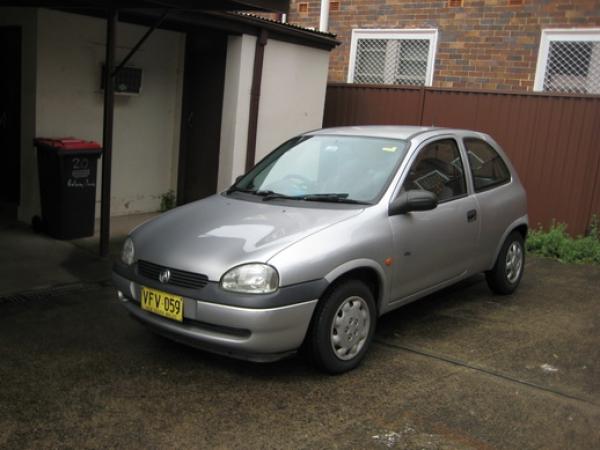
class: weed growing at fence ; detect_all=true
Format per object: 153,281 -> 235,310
526,216 -> 600,264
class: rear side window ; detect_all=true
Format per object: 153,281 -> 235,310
464,138 -> 511,192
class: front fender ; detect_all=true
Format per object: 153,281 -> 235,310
324,258 -> 389,314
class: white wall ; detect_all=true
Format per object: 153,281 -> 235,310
34,9 -> 185,217
2,8 -> 331,219
217,34 -> 256,192
254,39 -> 330,162
0,8 -> 38,223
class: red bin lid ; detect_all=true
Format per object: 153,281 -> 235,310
34,137 -> 101,150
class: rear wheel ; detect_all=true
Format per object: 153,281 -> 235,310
306,280 -> 376,374
486,231 -> 525,295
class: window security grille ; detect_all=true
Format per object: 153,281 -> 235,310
535,29 -> 600,95
543,41 -> 599,94
352,38 -> 431,86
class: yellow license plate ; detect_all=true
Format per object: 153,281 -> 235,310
140,287 -> 184,322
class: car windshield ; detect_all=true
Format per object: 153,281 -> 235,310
229,135 -> 409,204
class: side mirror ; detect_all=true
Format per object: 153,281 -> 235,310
388,190 -> 438,216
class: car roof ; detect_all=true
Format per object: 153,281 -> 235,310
306,125 -> 483,141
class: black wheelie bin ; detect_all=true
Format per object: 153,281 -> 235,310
34,137 -> 102,239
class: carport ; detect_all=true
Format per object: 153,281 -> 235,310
1,1 -> 337,256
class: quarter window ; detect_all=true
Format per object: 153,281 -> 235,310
402,139 -> 466,202
464,138 -> 511,192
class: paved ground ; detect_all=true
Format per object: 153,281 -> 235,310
0,213 -> 157,296
0,222 -> 109,296
0,233 -> 599,448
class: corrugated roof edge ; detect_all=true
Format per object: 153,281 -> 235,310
222,11 -> 340,49
232,12 -> 336,37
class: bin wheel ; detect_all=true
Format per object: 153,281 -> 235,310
32,215 -> 45,234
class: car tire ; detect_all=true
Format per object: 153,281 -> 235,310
306,280 -> 376,374
486,231 -> 525,295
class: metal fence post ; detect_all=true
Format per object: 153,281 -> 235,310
99,8 -> 117,257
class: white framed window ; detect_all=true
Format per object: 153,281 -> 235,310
534,28 -> 600,94
347,29 -> 438,86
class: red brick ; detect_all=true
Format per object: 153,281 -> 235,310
279,0 -> 600,92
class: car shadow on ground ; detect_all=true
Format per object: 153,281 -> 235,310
142,273 -> 492,378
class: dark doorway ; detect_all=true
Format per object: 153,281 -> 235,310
177,31 -> 228,205
0,26 -> 21,220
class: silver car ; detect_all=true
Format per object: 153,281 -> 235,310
113,126 -> 527,373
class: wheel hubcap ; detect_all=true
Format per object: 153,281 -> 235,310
505,241 -> 523,284
330,296 -> 370,360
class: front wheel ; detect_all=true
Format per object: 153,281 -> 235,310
486,231 -> 525,295
306,280 -> 376,374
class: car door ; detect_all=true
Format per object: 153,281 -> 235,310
388,136 -> 480,302
462,136 -> 516,270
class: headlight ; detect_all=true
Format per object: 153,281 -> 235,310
220,264 -> 279,294
121,237 -> 135,266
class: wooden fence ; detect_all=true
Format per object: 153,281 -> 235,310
323,83 -> 600,235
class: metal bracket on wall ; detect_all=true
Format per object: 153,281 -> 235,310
112,9 -> 170,78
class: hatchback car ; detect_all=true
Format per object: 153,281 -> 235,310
113,126 -> 527,373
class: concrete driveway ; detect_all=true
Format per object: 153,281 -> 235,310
0,253 -> 598,449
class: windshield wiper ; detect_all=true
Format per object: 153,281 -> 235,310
259,191 -> 299,201
230,188 -> 370,205
226,186 -> 253,195
301,194 -> 371,205
226,187 -> 279,196
227,188 -> 296,200
261,192 -> 370,205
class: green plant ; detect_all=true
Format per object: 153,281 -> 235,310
526,219 -> 600,264
589,214 -> 600,240
160,190 -> 176,212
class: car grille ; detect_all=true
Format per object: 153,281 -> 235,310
137,260 -> 209,289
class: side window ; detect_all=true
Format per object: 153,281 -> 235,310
464,138 -> 511,192
402,138 -> 467,202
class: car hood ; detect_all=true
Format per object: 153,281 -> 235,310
132,194 -> 364,281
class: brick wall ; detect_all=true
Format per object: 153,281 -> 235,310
281,0 -> 600,91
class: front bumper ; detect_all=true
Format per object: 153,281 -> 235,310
112,270 -> 319,362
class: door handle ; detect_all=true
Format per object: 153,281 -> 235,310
467,209 -> 477,222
